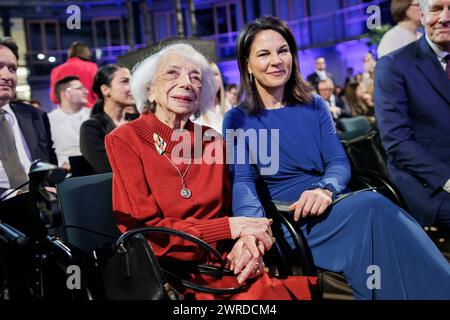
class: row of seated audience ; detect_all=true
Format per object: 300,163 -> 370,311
306,53 -> 375,96
9,0 -> 425,176
0,0 -> 449,300
49,53 -> 373,169
15,44 -> 378,176
48,61 -> 239,174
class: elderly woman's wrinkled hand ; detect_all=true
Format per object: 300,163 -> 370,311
229,217 -> 275,251
236,257 -> 265,284
227,235 -> 263,270
226,235 -> 265,284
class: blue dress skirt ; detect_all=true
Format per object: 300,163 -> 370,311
298,190 -> 450,299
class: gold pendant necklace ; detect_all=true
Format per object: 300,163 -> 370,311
154,133 -> 192,199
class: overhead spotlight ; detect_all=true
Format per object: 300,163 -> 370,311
48,56 -> 56,63
37,53 -> 46,60
95,48 -> 102,59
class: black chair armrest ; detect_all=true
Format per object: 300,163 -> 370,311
261,200 -> 317,278
350,168 -> 407,209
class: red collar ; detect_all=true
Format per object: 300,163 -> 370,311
131,112 -> 207,157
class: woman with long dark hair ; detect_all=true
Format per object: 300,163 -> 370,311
80,64 -> 135,173
223,16 -> 450,299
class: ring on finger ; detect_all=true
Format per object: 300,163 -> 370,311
254,260 -> 262,273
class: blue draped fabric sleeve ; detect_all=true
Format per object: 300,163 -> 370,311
310,97 -> 351,196
223,108 -> 265,218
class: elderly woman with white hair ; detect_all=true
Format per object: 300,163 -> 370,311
104,43 -> 316,300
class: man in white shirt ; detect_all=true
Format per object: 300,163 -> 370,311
48,76 -> 90,171
374,0 -> 450,230
378,0 -> 423,58
0,37 -> 56,199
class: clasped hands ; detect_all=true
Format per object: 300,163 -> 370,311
228,217 -> 275,284
226,235 -> 268,284
226,188 -> 332,283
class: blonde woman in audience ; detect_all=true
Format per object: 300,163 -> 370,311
362,52 -> 376,97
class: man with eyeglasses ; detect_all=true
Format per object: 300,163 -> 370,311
378,0 -> 423,58
318,79 -> 351,120
48,76 -> 90,172
374,0 -> 450,231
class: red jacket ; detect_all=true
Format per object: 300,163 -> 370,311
50,57 -> 98,107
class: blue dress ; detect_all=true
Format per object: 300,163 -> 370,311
222,95 -> 450,299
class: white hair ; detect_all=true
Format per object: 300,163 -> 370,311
130,43 -> 216,117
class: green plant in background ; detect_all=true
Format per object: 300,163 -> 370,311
367,23 -> 392,47
360,23 -> 392,57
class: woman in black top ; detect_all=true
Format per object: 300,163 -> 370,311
80,64 -> 135,173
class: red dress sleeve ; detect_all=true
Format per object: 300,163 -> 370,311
105,132 -> 232,261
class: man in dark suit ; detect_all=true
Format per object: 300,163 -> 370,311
0,37 -> 56,199
0,38 -> 58,299
307,57 -> 334,90
374,0 -> 450,230
344,67 -> 356,88
318,79 -> 352,120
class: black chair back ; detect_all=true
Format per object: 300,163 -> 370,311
56,173 -> 120,252
69,155 -> 94,177
350,168 -> 407,209
340,130 -> 388,176
337,116 -> 371,134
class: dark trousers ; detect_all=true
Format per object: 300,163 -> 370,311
436,195 -> 450,233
